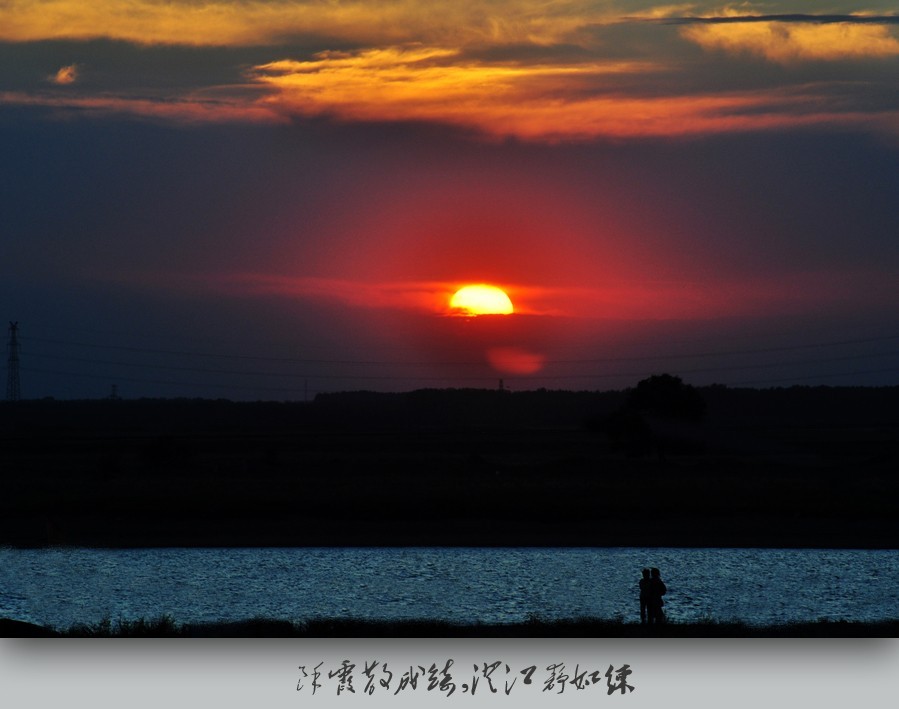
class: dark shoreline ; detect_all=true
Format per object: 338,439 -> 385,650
3,390 -> 898,549
4,615 -> 899,638
6,536 -> 899,550
3,391 -> 899,549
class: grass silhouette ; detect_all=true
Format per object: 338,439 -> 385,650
4,615 -> 898,638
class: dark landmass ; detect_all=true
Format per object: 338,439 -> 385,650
4,615 -> 899,638
1,385 -> 897,548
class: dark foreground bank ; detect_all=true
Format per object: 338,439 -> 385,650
2,389 -> 897,548
4,616 -> 899,638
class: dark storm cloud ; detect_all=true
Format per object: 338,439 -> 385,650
661,15 -> 899,26
0,38 -> 359,93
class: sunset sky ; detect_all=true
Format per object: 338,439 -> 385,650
2,1 -> 898,399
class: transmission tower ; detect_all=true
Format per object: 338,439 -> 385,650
7,321 -> 20,401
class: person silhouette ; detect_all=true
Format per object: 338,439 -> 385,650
646,567 -> 667,624
638,568 -> 651,623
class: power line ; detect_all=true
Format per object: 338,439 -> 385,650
21,347 -> 899,382
20,366 -> 321,394
16,366 -> 495,394
728,368 -> 899,387
17,330 -> 899,399
21,356 -> 899,388
22,353 -> 488,382
20,333 -> 899,368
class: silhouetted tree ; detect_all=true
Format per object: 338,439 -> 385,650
627,374 -> 706,422
604,374 -> 706,459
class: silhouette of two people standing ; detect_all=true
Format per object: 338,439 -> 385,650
639,567 -> 667,624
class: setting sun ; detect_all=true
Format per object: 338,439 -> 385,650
449,284 -> 514,315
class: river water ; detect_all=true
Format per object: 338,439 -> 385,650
2,547 -> 896,630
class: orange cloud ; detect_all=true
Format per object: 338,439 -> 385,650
6,55 -> 897,141
50,64 -> 78,85
681,21 -> 899,62
6,4 -> 899,141
252,46 -> 893,140
253,46 -> 678,139
253,45 -> 653,101
0,0 -> 614,47
625,4 -> 701,21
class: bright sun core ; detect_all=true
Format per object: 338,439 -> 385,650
449,284 -> 514,315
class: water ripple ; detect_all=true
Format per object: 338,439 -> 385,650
2,547 -> 898,629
